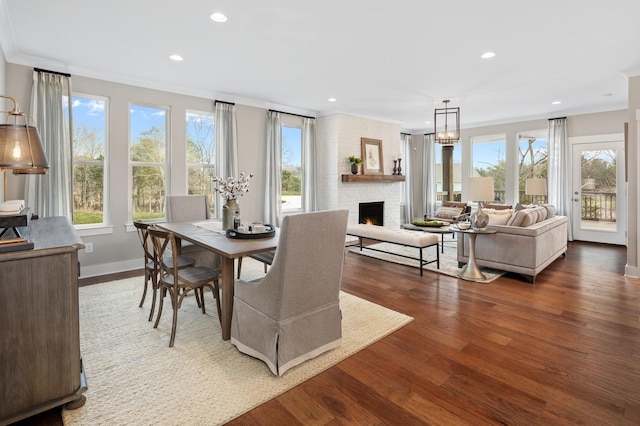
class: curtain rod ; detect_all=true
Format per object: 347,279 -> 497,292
214,99 -> 235,105
548,116 -> 567,121
34,67 -> 71,77
423,132 -> 435,136
268,109 -> 315,120
401,132 -> 411,136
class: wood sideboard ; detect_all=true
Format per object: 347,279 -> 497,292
0,217 -> 86,425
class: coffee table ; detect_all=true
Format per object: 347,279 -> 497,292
403,223 -> 454,253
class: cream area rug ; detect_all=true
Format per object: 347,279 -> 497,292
348,240 -> 505,283
62,259 -> 413,425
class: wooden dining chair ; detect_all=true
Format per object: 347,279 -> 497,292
148,226 -> 222,347
133,221 -> 196,322
236,251 -> 275,279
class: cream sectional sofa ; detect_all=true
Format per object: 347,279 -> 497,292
457,205 -> 568,283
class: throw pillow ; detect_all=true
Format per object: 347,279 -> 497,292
506,208 -> 538,227
483,208 -> 514,225
434,206 -> 463,220
540,204 -> 556,218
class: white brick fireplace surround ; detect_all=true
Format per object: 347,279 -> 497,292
316,114 -> 403,229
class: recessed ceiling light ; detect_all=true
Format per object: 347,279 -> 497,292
328,98 -> 337,102
169,54 -> 183,61
551,100 -> 562,105
481,51 -> 496,59
424,121 -> 431,124
210,12 -> 228,22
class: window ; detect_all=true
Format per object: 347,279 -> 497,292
471,135 -> 506,203
71,94 -> 108,226
186,111 -> 215,215
281,126 -> 302,212
518,133 -> 548,204
434,144 -> 462,202
129,104 -> 168,221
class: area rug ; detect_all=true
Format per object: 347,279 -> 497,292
348,241 -> 505,283
62,259 -> 413,425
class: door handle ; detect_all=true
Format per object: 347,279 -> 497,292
573,198 -> 580,202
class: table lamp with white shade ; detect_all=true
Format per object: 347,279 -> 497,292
525,178 -> 547,204
467,176 -> 494,229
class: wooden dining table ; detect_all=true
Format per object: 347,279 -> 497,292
157,220 -> 279,340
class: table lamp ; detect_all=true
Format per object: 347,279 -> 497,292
525,178 -> 547,205
467,176 -> 494,229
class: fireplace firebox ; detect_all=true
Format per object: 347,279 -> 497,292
359,201 -> 384,226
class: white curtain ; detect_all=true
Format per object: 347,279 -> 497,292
422,133 -> 437,216
214,102 -> 238,218
401,134 -> 413,224
264,111 -> 282,226
301,117 -> 317,212
27,70 -> 72,218
547,117 -> 573,241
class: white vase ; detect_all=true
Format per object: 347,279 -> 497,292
222,199 -> 239,230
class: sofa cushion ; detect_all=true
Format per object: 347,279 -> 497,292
507,206 -> 547,227
483,208 -> 514,225
541,204 -> 556,218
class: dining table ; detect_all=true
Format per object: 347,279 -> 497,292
156,220 -> 279,340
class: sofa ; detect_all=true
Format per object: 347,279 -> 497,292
457,205 -> 567,283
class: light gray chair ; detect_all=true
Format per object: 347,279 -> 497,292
230,209 -> 349,376
165,195 -> 221,271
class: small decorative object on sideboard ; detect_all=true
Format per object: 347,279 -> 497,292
392,160 -> 397,175
397,158 -> 402,175
347,155 -> 362,174
211,171 -> 253,230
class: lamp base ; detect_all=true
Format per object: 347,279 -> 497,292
472,202 -> 489,229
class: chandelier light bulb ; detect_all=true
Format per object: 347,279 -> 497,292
12,140 -> 23,160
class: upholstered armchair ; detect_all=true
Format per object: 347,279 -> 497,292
423,201 -> 471,225
230,209 -> 349,376
165,195 -> 221,271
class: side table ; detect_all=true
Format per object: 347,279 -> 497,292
450,226 -> 496,282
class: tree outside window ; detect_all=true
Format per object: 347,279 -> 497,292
471,136 -> 506,203
129,104 -> 168,221
71,94 -> 107,225
518,136 -> 548,204
282,126 -> 302,211
186,111 -> 215,216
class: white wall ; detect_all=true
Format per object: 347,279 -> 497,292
0,45 -> 6,202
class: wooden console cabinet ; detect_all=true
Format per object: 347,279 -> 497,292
0,217 -> 86,425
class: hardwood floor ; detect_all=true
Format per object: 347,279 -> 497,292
12,242 -> 639,425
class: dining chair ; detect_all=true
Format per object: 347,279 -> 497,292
236,251 -> 275,278
230,209 -> 349,375
133,221 -> 196,321
165,195 -> 221,272
148,226 -> 222,347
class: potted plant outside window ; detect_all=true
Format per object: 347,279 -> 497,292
348,156 -> 362,174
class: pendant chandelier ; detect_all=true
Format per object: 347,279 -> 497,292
0,94 -> 49,174
434,99 -> 460,144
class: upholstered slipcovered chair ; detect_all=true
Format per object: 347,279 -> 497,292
230,209 -> 349,376
165,195 -> 221,271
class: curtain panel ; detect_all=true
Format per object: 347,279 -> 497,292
547,117 -> 572,241
27,70 -> 73,219
214,102 -> 238,218
301,117 -> 317,212
422,133 -> 437,216
264,111 -> 282,226
401,134 -> 413,224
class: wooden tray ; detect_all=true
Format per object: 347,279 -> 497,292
225,224 -> 275,239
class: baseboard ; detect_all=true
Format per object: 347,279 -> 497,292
80,259 -> 140,279
625,264 -> 640,279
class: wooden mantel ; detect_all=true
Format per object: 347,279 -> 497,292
341,174 -> 405,183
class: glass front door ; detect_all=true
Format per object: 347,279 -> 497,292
571,137 -> 626,245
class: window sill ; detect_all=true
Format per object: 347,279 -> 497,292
74,224 -> 114,237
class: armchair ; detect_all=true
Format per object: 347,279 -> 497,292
423,201 -> 471,225
230,209 -> 349,376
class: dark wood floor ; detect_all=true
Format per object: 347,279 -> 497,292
13,241 -> 640,425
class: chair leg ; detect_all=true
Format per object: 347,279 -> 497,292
169,289 -> 179,348
237,257 -> 243,279
213,281 -> 222,323
154,287 -> 166,329
148,270 -> 158,322
263,263 -> 268,273
199,287 -> 206,314
139,270 -> 150,308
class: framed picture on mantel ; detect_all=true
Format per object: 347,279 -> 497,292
361,138 -> 383,175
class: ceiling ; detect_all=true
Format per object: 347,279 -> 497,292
2,0 -> 639,132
